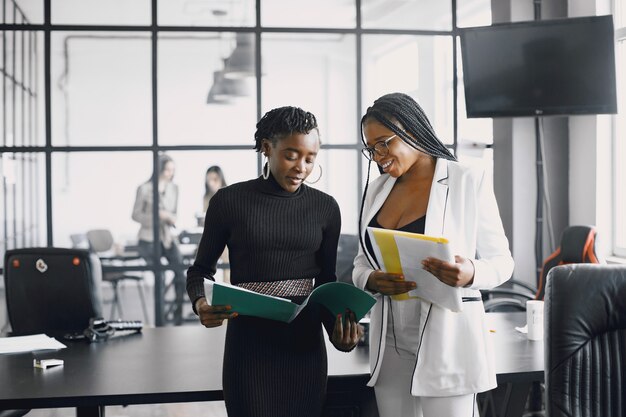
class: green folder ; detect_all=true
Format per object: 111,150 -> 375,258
210,281 -> 376,323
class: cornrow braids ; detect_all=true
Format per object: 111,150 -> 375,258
254,106 -> 319,151
361,92 -> 456,161
357,93 -> 456,273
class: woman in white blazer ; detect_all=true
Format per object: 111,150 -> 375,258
353,93 -> 514,417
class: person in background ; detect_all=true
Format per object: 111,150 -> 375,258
187,106 -> 363,417
200,165 -> 230,282
353,93 -> 514,417
132,153 -> 186,325
203,165 -> 227,213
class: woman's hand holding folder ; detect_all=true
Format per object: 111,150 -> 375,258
421,255 -> 475,288
366,270 -> 417,295
330,310 -> 364,352
195,297 -> 239,328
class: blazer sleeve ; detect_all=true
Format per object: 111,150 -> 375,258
131,184 -> 151,227
468,167 -> 515,290
352,181 -> 383,297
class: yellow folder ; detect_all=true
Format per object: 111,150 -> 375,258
367,227 -> 461,311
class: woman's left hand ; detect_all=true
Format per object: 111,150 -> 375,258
422,255 -> 475,287
331,310 -> 364,351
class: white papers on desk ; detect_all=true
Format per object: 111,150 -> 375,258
0,334 -> 67,354
367,227 -> 462,312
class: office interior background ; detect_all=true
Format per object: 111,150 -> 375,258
0,0 -> 625,327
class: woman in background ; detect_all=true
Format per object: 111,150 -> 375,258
200,165 -> 229,282
187,106 -> 362,417
202,165 -> 227,213
353,93 -> 514,417
132,153 -> 186,324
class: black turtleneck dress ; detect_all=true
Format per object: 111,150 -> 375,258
186,174 -> 341,417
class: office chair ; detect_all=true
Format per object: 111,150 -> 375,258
178,229 -> 203,245
545,264 -> 626,417
86,229 -> 149,323
483,225 -> 600,312
336,234 -> 359,284
3,247 -> 103,337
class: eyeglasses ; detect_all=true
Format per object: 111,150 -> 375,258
361,134 -> 398,161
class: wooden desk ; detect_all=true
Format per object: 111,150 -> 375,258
0,325 -> 373,417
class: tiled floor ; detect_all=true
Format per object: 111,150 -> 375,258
0,282 -> 228,417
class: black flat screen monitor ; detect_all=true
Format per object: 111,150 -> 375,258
460,15 -> 617,118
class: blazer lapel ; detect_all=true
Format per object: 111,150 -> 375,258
425,159 -> 450,237
366,175 -> 397,223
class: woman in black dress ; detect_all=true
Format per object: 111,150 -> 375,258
186,106 -> 362,417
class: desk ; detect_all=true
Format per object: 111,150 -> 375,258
481,312 -> 544,417
0,325 -> 374,417
0,313 -> 541,417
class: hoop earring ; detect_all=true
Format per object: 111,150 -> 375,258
262,155 -> 270,180
305,164 -> 323,184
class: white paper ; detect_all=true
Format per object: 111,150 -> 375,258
0,334 -> 67,354
204,279 -> 214,305
394,234 -> 462,312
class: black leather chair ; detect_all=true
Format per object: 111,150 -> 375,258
3,247 -> 103,337
336,234 -> 359,284
545,264 -> 626,417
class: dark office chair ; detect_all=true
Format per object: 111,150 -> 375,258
545,264 -> 626,417
3,247 -> 103,337
483,225 -> 600,312
178,229 -> 203,245
336,234 -> 359,284
86,229 -> 149,322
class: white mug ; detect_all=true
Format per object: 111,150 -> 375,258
526,300 -> 544,341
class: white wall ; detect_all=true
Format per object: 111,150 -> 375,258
492,0 -> 617,289
568,0 -> 614,259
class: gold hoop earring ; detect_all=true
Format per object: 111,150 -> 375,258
305,164 -> 323,184
262,155 -> 270,180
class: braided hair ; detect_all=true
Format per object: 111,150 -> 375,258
360,92 -> 456,161
358,93 -> 455,271
254,106 -> 319,151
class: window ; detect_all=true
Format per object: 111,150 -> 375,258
0,0 -> 495,323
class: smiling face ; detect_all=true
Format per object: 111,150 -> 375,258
262,130 -> 320,193
362,120 -> 422,178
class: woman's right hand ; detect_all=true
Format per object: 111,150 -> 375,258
366,270 -> 416,295
195,297 -> 238,328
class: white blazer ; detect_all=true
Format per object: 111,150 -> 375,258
353,158 -> 514,397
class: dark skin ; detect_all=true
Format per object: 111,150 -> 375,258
363,120 -> 475,295
195,131 -> 363,351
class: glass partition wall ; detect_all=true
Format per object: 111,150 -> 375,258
1,0 -> 493,326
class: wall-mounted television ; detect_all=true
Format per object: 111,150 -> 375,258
460,15 -> 617,118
